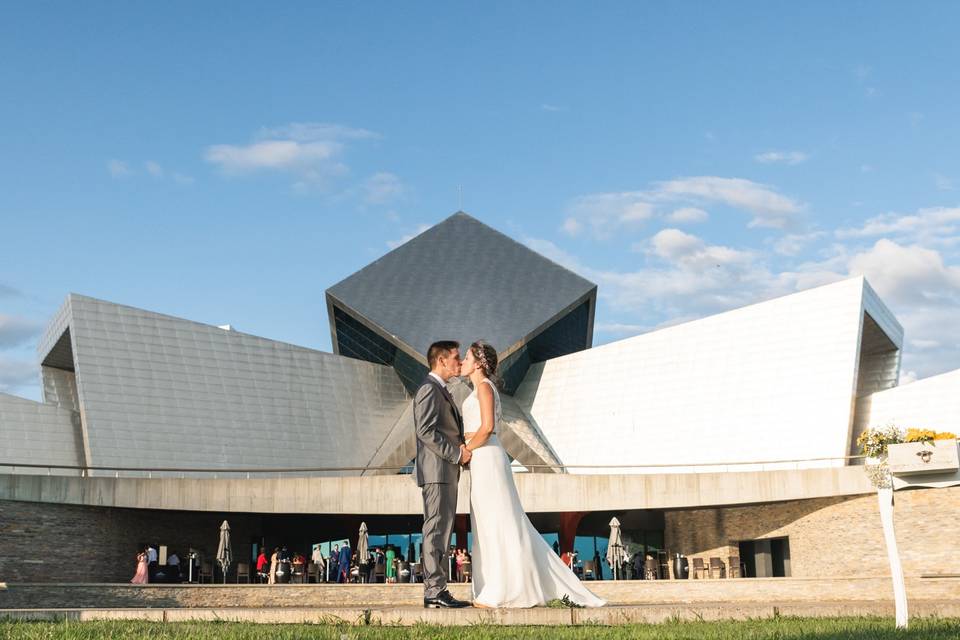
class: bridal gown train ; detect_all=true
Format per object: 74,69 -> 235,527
464,378 -> 605,608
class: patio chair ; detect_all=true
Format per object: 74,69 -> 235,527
708,557 -> 726,579
292,562 -> 306,583
582,560 -> 596,580
236,562 -> 250,583
644,557 -> 659,580
199,561 -> 213,584
461,561 -> 472,582
690,557 -> 707,579
373,560 -> 386,583
727,556 -> 742,578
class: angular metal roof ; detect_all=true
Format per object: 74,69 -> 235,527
326,212 -> 597,362
36,294 -> 411,474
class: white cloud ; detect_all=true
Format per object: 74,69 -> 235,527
595,322 -> 651,336
754,151 -> 809,165
848,239 -> 960,307
205,122 -> 377,190
362,172 -> 405,205
206,139 -> 342,173
0,356 -> 38,393
107,159 -> 132,178
666,207 -> 708,224
541,104 -> 564,112
565,192 -> 654,239
773,232 -> 826,257
387,224 -> 430,249
535,197 -> 960,379
172,172 -> 195,185
654,177 -> 803,229
648,228 -> 702,260
0,314 -> 44,348
563,176 -> 802,239
836,207 -> 960,245
145,160 -> 164,177
526,235 -> 774,322
561,217 -> 582,236
935,173 -> 954,191
646,229 -> 755,270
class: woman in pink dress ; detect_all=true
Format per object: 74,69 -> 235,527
130,548 -> 149,584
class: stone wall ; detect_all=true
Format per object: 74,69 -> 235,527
664,486 -> 960,578
0,500 -> 263,583
3,578 -> 960,610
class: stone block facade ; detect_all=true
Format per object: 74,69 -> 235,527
664,485 -> 960,578
0,500 -> 263,583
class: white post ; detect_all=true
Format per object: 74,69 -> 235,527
877,487 -> 908,629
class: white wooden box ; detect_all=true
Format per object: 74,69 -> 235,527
888,439 -> 959,476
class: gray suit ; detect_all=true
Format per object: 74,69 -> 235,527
414,374 -> 464,598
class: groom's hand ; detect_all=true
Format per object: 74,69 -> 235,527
459,445 -> 472,465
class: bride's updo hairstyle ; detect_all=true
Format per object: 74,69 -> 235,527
469,340 -> 501,387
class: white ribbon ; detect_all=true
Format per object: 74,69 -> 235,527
877,487 -> 908,629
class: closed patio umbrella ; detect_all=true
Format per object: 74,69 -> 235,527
358,522 -> 369,580
606,517 -> 629,580
216,520 -> 232,584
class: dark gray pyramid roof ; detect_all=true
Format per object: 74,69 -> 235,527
326,212 -> 597,363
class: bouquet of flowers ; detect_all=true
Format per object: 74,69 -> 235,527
904,428 -> 957,444
857,424 -> 904,459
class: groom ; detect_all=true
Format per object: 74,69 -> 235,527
414,340 -> 471,608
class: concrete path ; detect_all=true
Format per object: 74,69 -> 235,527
3,601 -> 960,625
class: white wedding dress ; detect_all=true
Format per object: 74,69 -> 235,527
463,378 -> 605,608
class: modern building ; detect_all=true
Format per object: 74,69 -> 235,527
1,212 -> 958,584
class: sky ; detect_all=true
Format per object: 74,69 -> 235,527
1,2 -> 959,401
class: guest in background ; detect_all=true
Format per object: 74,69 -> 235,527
130,546 -> 149,584
256,549 -> 269,583
385,545 -> 396,583
330,544 -> 340,583
455,549 -> 466,582
292,551 -> 306,583
311,546 -> 326,583
594,550 -> 604,580
337,542 -> 352,583
268,547 -> 279,585
146,544 -> 159,580
167,550 -> 181,580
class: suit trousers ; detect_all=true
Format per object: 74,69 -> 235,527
421,481 -> 459,599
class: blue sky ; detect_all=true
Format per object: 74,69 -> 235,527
2,2 -> 959,400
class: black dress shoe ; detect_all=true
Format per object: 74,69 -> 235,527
424,589 -> 470,608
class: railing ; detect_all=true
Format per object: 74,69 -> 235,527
0,455 -> 868,479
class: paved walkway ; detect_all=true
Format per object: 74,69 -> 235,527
5,601 -> 960,625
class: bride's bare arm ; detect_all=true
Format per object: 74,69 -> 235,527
465,382 -> 495,451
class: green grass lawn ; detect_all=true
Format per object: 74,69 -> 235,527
1,618 -> 959,640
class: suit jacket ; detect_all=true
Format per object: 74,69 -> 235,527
338,546 -> 352,571
413,374 -> 464,487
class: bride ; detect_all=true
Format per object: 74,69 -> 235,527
460,340 -> 605,608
